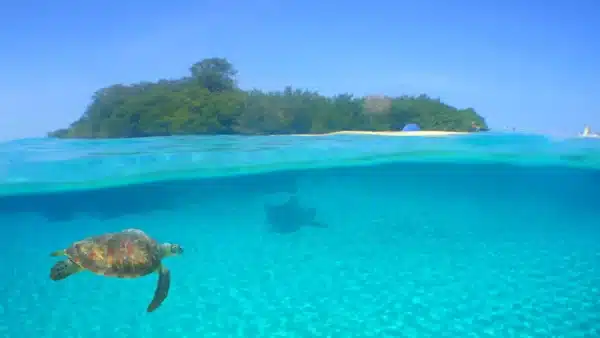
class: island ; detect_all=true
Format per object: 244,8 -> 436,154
48,57 -> 488,139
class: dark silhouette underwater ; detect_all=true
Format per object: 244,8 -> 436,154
264,195 -> 328,234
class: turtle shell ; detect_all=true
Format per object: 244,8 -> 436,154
65,229 -> 161,278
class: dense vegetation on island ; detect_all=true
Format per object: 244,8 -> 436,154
49,58 -> 488,138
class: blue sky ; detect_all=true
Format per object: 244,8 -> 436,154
0,0 -> 598,141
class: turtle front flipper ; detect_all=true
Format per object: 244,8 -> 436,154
50,259 -> 82,281
147,264 -> 171,313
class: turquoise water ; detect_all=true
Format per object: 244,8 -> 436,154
1,133 -> 599,337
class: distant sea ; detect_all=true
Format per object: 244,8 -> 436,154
0,133 -> 599,337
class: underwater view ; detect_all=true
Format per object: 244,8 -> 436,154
1,133 -> 599,337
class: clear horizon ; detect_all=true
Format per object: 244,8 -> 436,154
1,0 -> 598,141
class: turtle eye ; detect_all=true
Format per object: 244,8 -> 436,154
171,244 -> 182,254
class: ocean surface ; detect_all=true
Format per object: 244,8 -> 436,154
0,133 -> 599,337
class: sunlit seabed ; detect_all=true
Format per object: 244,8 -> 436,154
0,133 -> 599,337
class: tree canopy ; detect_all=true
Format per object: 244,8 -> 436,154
49,57 -> 488,138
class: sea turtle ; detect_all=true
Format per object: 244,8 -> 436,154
49,228 -> 183,312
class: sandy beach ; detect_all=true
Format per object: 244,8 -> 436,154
293,130 -> 467,137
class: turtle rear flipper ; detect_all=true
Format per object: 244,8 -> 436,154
50,260 -> 82,281
147,264 -> 171,313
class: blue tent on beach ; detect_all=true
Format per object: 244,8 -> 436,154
402,123 -> 421,131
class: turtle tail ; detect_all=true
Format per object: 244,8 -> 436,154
50,260 -> 81,281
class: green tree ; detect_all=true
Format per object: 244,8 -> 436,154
189,57 -> 238,93
48,57 -> 488,139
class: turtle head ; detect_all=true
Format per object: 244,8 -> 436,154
161,243 -> 184,258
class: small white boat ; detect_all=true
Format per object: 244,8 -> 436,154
580,125 -> 600,138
